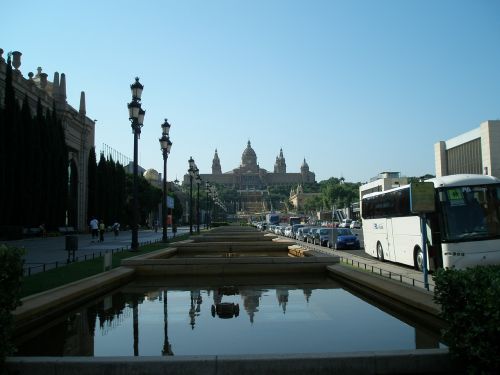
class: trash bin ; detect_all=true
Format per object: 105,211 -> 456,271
65,235 -> 78,251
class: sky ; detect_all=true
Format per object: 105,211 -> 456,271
3,0 -> 500,183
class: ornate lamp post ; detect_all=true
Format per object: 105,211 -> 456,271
205,182 -> 211,229
159,119 -> 172,243
127,77 -> 145,251
196,173 -> 201,234
188,157 -> 195,234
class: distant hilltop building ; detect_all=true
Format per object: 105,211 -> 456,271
183,141 -> 315,213
183,141 -> 315,190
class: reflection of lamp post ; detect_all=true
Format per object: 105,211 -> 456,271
133,296 -> 139,356
162,290 -> 173,356
205,182 -> 210,229
188,157 -> 195,234
127,77 -> 145,251
159,119 -> 172,243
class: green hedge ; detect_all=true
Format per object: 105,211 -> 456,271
0,245 -> 24,367
433,265 -> 500,374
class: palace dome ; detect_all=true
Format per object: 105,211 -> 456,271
143,168 -> 159,181
241,141 -> 257,168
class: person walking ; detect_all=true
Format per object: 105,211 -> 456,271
99,220 -> 105,242
113,222 -> 120,237
90,217 -> 99,242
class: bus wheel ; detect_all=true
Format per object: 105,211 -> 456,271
414,247 -> 423,271
377,242 -> 385,261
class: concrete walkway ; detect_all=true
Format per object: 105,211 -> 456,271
3,227 -> 190,274
287,237 -> 435,291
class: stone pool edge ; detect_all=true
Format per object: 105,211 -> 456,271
7,348 -> 463,375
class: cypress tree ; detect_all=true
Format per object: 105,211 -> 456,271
0,103 -> 5,225
87,147 -> 98,222
53,107 -> 68,227
33,99 -> 46,226
20,95 -> 32,225
96,153 -> 107,222
114,161 -> 127,224
2,55 -> 18,225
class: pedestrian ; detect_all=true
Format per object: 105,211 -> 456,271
113,222 -> 120,237
154,219 -> 159,233
90,217 -> 99,242
99,220 -> 105,242
39,223 -> 47,238
172,223 -> 177,238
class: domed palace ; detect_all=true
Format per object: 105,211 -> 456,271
183,141 -> 315,190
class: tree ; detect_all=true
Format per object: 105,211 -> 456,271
87,147 -> 98,220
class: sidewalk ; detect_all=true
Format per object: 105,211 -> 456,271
4,227 -> 189,274
301,241 -> 435,291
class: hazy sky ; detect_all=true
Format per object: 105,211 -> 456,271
3,0 -> 500,183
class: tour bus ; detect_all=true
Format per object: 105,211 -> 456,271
289,216 -> 303,227
361,174 -> 500,271
266,213 -> 280,225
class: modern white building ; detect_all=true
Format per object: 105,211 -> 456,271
359,172 -> 408,199
434,120 -> 500,178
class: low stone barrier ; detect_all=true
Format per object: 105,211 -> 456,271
7,349 -> 464,375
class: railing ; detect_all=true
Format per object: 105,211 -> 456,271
335,256 -> 432,291
294,237 -> 433,292
23,238 -> 163,277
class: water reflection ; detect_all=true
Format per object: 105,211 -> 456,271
15,278 -> 444,357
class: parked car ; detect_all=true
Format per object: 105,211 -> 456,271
306,227 -> 320,243
284,226 -> 293,237
296,226 -> 311,241
291,224 -> 305,238
350,220 -> 361,229
314,228 -> 334,246
327,228 -> 360,250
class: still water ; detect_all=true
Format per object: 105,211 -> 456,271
16,277 -> 444,356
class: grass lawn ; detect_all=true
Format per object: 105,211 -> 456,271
20,234 -> 189,298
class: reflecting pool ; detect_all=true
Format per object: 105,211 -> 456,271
15,277 -> 444,356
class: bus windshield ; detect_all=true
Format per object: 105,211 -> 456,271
438,184 -> 500,242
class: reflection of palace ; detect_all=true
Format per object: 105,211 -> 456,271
240,288 -> 264,324
16,286 -> 443,356
276,288 -> 289,314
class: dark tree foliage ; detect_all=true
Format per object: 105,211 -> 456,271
87,152 -> 133,228
87,147 -> 98,220
123,174 -> 161,227
0,245 -> 24,368
0,59 -> 68,230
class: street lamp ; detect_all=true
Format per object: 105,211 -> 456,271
196,173 -> 201,234
159,119 -> 172,243
188,157 -> 195,234
127,77 -> 145,251
205,182 -> 211,229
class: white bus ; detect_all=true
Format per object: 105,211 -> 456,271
361,174 -> 500,270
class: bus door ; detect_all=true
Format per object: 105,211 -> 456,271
427,212 -> 442,270
386,219 -> 396,261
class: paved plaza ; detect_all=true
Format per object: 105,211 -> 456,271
4,227 -> 190,274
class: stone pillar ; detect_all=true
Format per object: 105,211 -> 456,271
434,141 -> 447,177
